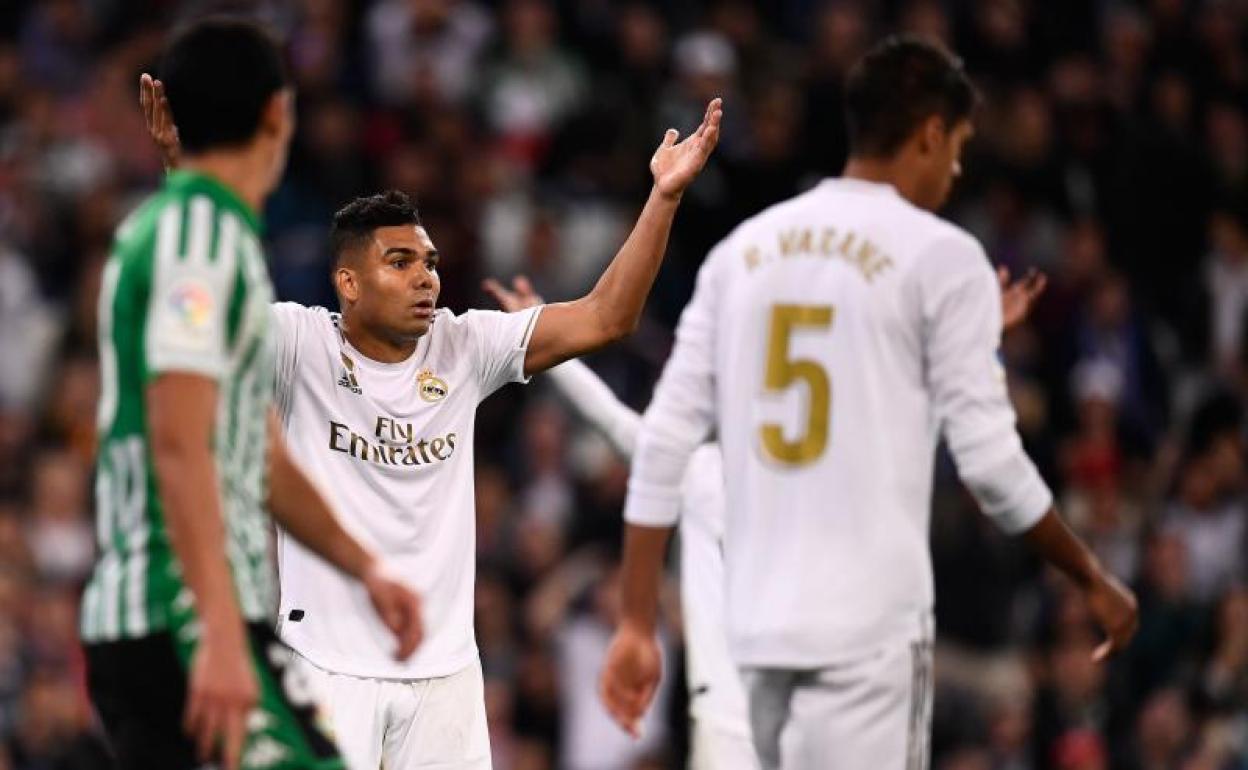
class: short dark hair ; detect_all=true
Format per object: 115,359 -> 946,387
159,18 -> 289,154
330,190 -> 423,266
844,36 -> 978,159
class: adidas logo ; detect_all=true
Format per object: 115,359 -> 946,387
338,353 -> 362,394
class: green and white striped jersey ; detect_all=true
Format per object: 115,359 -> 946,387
81,170 -> 276,644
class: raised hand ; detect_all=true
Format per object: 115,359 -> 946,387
482,275 -> 545,312
140,73 -> 181,171
650,97 -> 723,200
998,266 -> 1047,332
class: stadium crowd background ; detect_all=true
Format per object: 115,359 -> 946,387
0,0 -> 1245,768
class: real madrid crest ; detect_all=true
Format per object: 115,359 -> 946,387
417,368 -> 449,402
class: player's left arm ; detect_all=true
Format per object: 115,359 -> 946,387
264,412 -> 423,660
922,238 -> 1136,660
485,276 -> 643,457
518,98 -> 722,377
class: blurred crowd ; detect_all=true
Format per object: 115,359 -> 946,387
0,0 -> 1245,768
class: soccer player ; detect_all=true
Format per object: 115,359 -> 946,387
599,36 -> 1139,770
485,266 -> 1046,770
82,20 -> 422,770
139,69 -> 722,768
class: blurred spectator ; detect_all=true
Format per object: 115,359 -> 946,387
0,246 -> 60,412
366,0 -> 493,107
1162,452 -> 1246,605
477,0 -> 586,170
22,450 -> 92,587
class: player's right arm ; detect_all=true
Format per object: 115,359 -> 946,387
920,235 -> 1137,659
148,374 -> 255,770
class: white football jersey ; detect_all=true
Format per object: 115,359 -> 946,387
271,302 -> 541,679
625,178 -> 1053,667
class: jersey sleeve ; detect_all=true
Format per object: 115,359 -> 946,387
545,359 -> 642,458
144,198 -> 238,381
466,305 -> 544,399
269,302 -> 308,425
916,235 -> 1052,534
623,245 -> 724,528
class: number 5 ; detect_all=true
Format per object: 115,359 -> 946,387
760,305 -> 833,466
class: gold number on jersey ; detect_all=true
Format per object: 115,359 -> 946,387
760,304 -> 833,466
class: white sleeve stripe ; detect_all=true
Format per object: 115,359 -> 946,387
154,203 -> 181,270
519,305 -> 543,349
187,196 -> 214,265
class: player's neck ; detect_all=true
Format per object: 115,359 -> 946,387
842,156 -> 918,204
179,153 -> 271,218
338,315 -> 420,364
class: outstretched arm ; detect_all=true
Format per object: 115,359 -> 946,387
485,276 -> 642,456
519,98 -> 723,376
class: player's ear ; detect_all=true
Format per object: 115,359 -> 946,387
917,114 -> 946,156
260,88 -> 294,142
335,265 -> 359,305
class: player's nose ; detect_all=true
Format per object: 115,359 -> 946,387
410,264 -> 434,289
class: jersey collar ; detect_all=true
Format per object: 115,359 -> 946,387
165,169 -> 263,234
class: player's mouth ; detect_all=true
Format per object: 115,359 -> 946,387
411,298 -> 435,319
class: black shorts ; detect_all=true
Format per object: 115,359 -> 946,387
84,623 -> 343,770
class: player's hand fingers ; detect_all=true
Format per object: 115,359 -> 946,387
700,115 -> 721,155
599,672 -> 634,724
601,682 -> 641,737
194,698 -> 222,762
697,97 -> 723,140
183,689 -> 203,737
997,265 -> 1010,288
481,278 -> 510,305
394,594 -> 423,660
604,674 -> 651,736
661,128 -> 678,150
221,704 -> 248,770
140,74 -> 154,126
1026,271 -> 1048,299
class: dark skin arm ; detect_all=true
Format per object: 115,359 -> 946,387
1022,509 -> 1139,660
599,523 -> 671,737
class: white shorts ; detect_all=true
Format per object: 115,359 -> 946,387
740,626 -> 934,770
302,655 -> 491,770
689,718 -> 760,770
